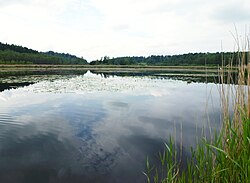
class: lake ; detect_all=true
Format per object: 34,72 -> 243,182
0,70 -> 222,183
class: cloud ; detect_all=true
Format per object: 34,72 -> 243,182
212,2 -> 250,23
0,0 -> 249,60
0,0 -> 30,7
112,24 -> 130,31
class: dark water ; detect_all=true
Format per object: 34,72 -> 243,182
0,70 -> 222,183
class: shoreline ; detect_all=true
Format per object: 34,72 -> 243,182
0,64 -> 236,73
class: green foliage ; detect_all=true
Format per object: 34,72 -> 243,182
144,121 -> 250,183
90,53 -> 239,66
0,42 -> 88,65
144,50 -> 250,182
0,42 -> 38,54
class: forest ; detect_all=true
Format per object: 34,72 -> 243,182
89,53 -> 240,66
0,42 -> 88,64
0,42 -> 245,66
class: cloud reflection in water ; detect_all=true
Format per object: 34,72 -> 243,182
0,72 -> 221,183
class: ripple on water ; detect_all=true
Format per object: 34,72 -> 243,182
0,112 -> 25,143
0,113 -> 24,127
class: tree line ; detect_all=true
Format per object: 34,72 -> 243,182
1,41 -> 247,66
90,52 -> 243,66
0,42 -> 87,64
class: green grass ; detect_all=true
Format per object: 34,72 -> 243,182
144,119 -> 250,183
144,46 -> 250,182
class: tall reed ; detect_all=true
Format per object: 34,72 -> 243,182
144,36 -> 250,183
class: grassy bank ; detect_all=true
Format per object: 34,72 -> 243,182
144,49 -> 250,182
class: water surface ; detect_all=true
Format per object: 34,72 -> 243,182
0,70 -> 222,183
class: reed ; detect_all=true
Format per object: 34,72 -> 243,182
144,35 -> 250,183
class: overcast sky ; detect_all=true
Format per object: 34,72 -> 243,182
0,0 -> 249,61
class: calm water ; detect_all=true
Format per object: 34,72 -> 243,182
0,70 -> 222,183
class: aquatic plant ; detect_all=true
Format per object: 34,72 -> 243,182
144,34 -> 250,183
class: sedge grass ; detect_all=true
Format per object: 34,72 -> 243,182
144,37 -> 250,183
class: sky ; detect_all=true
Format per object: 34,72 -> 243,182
0,0 -> 249,61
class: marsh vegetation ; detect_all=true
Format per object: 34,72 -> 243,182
144,43 -> 250,183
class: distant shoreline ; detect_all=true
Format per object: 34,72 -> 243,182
0,64 -> 236,73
